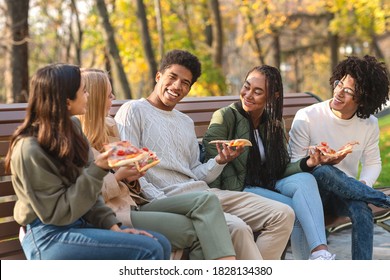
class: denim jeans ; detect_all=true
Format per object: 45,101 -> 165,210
21,218 -> 171,260
312,165 -> 382,260
244,172 -> 327,260
312,165 -> 390,208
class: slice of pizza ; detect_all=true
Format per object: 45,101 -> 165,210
209,138 -> 252,147
315,142 -> 336,156
336,141 -> 360,155
104,140 -> 149,168
305,141 -> 359,157
135,147 -> 161,172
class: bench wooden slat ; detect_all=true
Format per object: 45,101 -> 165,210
0,238 -> 25,260
0,103 -> 28,111
0,221 -> 20,240
0,111 -> 27,123
0,123 -> 22,139
0,200 -> 16,219
0,163 -> 7,177
0,181 -> 15,197
0,141 -> 10,156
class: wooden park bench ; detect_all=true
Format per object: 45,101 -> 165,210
1,92 -> 389,260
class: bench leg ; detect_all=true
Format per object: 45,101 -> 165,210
373,210 -> 390,233
375,222 -> 390,233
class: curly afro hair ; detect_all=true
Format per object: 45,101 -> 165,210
330,55 -> 390,119
159,49 -> 201,85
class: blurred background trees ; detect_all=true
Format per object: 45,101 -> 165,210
0,0 -> 389,103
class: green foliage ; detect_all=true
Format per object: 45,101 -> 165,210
190,55 -> 228,97
328,0 -> 386,39
375,114 -> 390,188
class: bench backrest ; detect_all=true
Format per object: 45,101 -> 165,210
0,92 -> 322,260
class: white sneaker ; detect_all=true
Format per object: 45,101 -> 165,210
309,250 -> 336,260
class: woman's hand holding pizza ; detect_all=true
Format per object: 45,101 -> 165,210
95,148 -> 115,170
114,165 -> 145,182
215,142 -> 244,164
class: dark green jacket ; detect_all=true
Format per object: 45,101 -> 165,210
203,103 -> 307,191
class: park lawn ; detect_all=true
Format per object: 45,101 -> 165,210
374,114 -> 390,188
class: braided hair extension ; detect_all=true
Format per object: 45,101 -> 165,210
330,55 -> 389,119
236,65 -> 290,190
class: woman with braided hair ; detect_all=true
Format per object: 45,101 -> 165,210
203,65 -> 335,260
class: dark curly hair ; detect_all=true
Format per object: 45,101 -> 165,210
237,65 -> 290,190
330,55 -> 390,119
159,49 -> 201,85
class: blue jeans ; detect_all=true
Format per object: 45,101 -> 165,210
313,165 -> 390,208
244,172 -> 327,260
22,218 -> 171,260
312,165 -> 382,260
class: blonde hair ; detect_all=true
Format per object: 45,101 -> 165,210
78,68 -> 111,152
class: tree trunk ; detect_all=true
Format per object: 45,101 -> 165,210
371,35 -> 385,61
272,32 -> 281,69
203,1 -> 212,47
244,11 -> 264,64
181,1 -> 195,49
5,0 -> 29,103
96,0 -> 132,99
154,0 -> 164,58
136,0 -> 157,91
70,0 -> 83,65
209,0 -> 223,67
327,13 -> 339,83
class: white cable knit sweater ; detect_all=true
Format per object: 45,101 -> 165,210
114,98 -> 226,200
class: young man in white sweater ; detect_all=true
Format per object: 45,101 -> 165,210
115,49 -> 295,260
289,55 -> 390,260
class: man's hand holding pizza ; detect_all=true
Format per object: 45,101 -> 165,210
305,141 -> 358,167
306,148 -> 347,167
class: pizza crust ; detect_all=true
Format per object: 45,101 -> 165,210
209,138 -> 252,147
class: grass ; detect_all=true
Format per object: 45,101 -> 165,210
374,114 -> 390,188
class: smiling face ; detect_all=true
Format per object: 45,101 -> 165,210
330,74 -> 359,119
240,71 -> 268,118
148,64 -> 193,111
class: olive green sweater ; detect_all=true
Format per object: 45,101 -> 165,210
203,103 -> 309,191
10,119 -> 119,229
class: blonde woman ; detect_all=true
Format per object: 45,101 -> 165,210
78,68 -> 235,260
